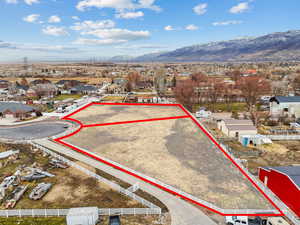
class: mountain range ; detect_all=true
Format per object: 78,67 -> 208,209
110,30 -> 300,62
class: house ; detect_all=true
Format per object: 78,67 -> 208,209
270,96 -> 300,118
30,79 -> 51,86
66,207 -> 98,225
217,119 -> 257,138
10,83 -> 29,96
0,80 -> 10,89
56,80 -> 83,89
0,102 -> 36,119
71,85 -> 98,95
33,83 -> 58,98
259,166 -> 300,217
136,81 -> 152,90
26,88 -> 38,98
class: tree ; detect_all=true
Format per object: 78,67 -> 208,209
236,76 -> 271,111
228,70 -> 241,82
293,74 -> 300,95
191,72 -> 207,84
174,80 -> 196,111
20,78 -> 28,86
127,72 -> 140,90
206,78 -> 225,112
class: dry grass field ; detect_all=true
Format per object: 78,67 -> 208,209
64,109 -> 275,210
69,104 -> 186,125
0,142 -> 144,210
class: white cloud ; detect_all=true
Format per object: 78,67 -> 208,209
185,24 -> 199,31
193,3 -> 207,15
48,15 -> 61,23
81,28 -> 150,41
24,0 -> 39,5
73,38 -> 127,45
72,16 -> 80,20
0,40 -> 80,53
5,0 -> 18,4
70,20 -> 115,31
116,11 -> 144,19
164,25 -> 174,31
76,0 -> 161,12
229,2 -> 249,14
42,26 -> 69,36
23,14 -> 40,23
212,20 -> 243,26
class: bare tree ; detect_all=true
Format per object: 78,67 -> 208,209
236,76 -> 271,111
174,80 -> 196,111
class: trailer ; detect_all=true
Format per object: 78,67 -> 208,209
29,183 -> 52,200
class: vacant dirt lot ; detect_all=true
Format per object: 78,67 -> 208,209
69,104 -> 186,125
64,116 -> 274,210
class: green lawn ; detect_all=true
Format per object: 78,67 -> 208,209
53,94 -> 83,101
194,102 -> 247,112
0,217 -> 66,225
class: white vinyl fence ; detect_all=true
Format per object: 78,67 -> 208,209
30,142 -> 161,211
266,135 -> 300,140
0,208 -> 161,218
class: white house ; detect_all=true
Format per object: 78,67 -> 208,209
269,96 -> 300,118
217,119 -> 257,138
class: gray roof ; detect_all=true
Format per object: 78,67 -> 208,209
0,102 -> 35,113
223,119 -> 254,125
270,96 -> 300,103
226,124 -> 257,131
264,166 -> 300,189
71,85 -> 97,92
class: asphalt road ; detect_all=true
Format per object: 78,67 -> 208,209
35,139 -> 218,225
0,123 -> 69,140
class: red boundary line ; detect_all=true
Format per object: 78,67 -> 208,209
55,102 -> 284,217
83,116 -> 190,128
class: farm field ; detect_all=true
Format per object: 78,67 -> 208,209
59,103 -> 276,211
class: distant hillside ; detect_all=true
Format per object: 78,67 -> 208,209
130,30 -> 300,62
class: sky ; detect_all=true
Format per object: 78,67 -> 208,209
0,0 -> 300,62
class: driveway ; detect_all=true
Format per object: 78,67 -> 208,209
0,122 -> 70,140
35,139 -> 218,225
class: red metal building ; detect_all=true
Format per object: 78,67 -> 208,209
259,166 -> 300,218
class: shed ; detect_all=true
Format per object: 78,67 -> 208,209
239,135 -> 272,147
259,166 -> 300,217
217,119 -> 257,138
67,207 -> 99,225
